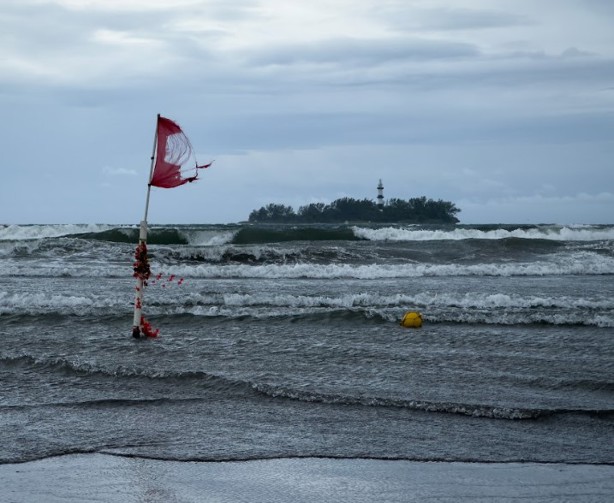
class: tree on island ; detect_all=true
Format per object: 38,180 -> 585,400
248,197 -> 460,223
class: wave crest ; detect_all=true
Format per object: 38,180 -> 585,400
352,225 -> 614,242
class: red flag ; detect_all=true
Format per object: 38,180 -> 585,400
149,116 -> 212,188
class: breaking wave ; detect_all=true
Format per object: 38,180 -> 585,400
3,251 -> 613,279
352,224 -> 614,242
3,223 -> 613,246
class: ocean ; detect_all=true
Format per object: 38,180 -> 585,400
1,222 -> 613,467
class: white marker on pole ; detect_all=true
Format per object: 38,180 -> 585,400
132,115 -> 159,338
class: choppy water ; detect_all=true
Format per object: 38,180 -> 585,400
1,223 -> 613,464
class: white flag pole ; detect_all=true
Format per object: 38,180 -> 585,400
132,114 -> 159,338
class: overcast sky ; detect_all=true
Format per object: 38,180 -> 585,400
1,0 -> 613,225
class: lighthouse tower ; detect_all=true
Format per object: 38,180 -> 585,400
377,179 -> 384,208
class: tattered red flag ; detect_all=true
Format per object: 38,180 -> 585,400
149,116 -> 212,188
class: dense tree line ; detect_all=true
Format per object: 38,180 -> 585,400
248,197 -> 460,223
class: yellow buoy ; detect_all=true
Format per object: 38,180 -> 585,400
400,311 -> 423,328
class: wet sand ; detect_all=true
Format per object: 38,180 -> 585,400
1,454 -> 613,502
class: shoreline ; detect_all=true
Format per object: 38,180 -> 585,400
1,454 -> 613,503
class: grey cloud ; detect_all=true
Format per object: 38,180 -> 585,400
196,0 -> 264,22
0,2 -> 221,82
373,5 -> 532,32
417,8 -> 532,30
456,54 -> 614,92
199,107 -> 614,153
305,50 -> 614,97
582,0 -> 614,17
0,3 -> 160,51
1,0 -> 612,224
245,37 -> 479,66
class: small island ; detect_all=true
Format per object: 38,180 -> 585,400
248,196 -> 460,224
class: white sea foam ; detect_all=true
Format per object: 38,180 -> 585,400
352,225 -> 614,242
7,289 -> 607,312
217,291 -> 614,311
3,250 -> 613,279
161,252 -> 614,279
0,260 -> 127,278
3,288 -> 612,326
182,229 -> 236,246
0,291 -> 123,314
0,224 -> 128,241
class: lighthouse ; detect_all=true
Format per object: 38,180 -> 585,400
377,179 -> 384,208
